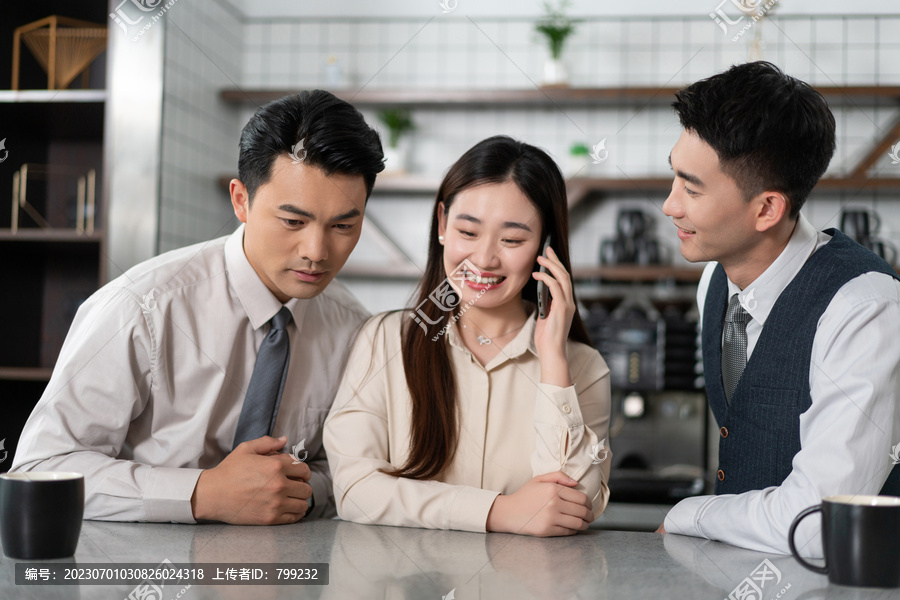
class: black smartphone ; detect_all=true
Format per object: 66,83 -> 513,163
537,236 -> 552,319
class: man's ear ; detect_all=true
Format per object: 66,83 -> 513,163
754,190 -> 790,233
230,179 -> 251,224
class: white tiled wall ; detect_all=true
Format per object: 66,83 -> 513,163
159,9 -> 900,313
158,0 -> 243,252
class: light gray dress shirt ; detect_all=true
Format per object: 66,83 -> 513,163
11,225 -> 369,522
665,214 -> 900,557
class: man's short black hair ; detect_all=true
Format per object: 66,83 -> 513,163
672,61 -> 836,219
238,90 -> 384,201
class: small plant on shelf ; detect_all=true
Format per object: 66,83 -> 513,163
535,0 -> 579,86
378,108 -> 415,149
377,108 -> 416,174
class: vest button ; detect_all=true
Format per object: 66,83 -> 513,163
720,427 -> 728,438
717,469 -> 725,481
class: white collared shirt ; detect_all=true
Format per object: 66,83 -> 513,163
665,213 -> 900,557
11,225 -> 369,522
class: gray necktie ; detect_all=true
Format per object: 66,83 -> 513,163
233,307 -> 292,448
722,294 -> 751,403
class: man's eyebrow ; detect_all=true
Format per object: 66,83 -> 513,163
455,213 -> 533,232
330,208 -> 361,222
277,206 -> 362,222
668,153 -> 705,188
278,205 -> 316,220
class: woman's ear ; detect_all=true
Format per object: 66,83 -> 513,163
437,201 -> 447,241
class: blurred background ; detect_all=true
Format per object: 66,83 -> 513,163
2,0 -> 898,528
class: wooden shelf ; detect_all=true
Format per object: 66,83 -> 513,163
221,86 -> 900,109
567,177 -> 900,207
0,367 -> 53,381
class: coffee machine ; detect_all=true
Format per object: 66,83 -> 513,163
585,294 -> 708,503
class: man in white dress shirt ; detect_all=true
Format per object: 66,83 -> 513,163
11,90 -> 383,524
658,62 -> 900,556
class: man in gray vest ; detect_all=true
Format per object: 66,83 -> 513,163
657,61 -> 900,556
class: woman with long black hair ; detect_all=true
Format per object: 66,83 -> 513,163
323,136 -> 611,536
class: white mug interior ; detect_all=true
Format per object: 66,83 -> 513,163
0,472 -> 83,482
824,494 -> 900,507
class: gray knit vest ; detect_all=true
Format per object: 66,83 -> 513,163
702,229 -> 900,496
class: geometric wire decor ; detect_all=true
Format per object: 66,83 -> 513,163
12,15 -> 107,90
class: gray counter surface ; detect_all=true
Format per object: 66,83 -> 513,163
1,518 -> 896,599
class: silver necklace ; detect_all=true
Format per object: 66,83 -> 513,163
461,321 -> 526,346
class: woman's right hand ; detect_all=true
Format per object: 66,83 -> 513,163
485,471 -> 594,537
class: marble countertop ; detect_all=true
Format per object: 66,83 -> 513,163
1,518 -> 896,599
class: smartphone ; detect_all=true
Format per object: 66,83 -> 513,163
537,236 -> 552,319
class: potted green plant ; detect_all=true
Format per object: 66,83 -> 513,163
378,108 -> 415,174
567,142 -> 590,177
535,0 -> 578,87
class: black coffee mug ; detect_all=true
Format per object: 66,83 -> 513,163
840,209 -> 881,242
616,209 -> 648,240
788,495 -> 900,588
0,472 -> 84,559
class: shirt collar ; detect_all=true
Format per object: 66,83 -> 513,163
224,224 -> 308,331
725,213 -> 819,326
446,303 -> 538,368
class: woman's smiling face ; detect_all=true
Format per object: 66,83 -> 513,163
438,180 -> 543,310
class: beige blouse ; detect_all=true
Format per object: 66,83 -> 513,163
323,308 -> 612,533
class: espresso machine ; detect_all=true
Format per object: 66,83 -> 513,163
584,293 -> 708,503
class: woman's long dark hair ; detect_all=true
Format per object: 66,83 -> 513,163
391,136 -> 590,480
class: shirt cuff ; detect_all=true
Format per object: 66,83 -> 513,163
664,495 -> 716,539
449,486 -> 501,533
534,383 -> 584,428
306,469 -> 331,520
145,467 -> 204,523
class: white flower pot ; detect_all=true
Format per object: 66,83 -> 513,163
543,58 -> 568,87
382,146 -> 407,175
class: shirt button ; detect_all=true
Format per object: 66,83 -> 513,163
562,404 -> 572,414
720,427 -> 728,438
717,469 -> 725,481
